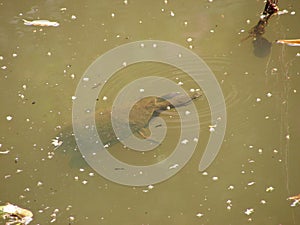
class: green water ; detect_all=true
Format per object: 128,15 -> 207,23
1,0 -> 300,224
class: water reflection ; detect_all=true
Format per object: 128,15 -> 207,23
252,36 -> 272,58
0,0 -> 300,224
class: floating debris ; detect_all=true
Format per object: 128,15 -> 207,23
169,164 -> 179,169
276,39 -> 300,47
0,150 -> 10,154
51,137 -> 63,150
227,185 -> 234,190
6,116 -> 13,121
245,0 -> 279,39
209,124 -> 217,132
212,176 -> 219,181
260,200 -> 267,204
247,181 -> 255,186
22,19 -> 60,27
196,212 -> 204,218
287,194 -> 300,207
266,186 -> 275,192
244,208 -> 254,216
0,203 -> 33,225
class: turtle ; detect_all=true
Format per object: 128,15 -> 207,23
57,90 -> 202,167
94,90 -> 202,146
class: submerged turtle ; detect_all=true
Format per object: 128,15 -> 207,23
58,90 -> 201,167
95,91 -> 202,146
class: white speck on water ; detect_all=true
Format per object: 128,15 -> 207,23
177,81 -> 183,85
71,15 -> 77,20
71,96 -> 77,100
0,150 -> 9,154
260,200 -> 266,204
246,19 -> 251,24
248,181 -> 255,186
226,199 -> 232,204
178,53 -> 182,58
152,43 -> 157,48
170,11 -> 175,16
83,77 -> 89,81
187,37 -> 193,42
169,164 -> 179,169
266,186 -> 274,192
123,0 -> 128,4
278,9 -> 288,15
139,88 -> 144,93
164,0 -> 168,4
228,185 -> 234,190
122,62 -> 127,67
273,149 -> 278,153
18,94 -> 25,99
102,96 -> 108,101
265,115 -> 269,119
212,176 -> 219,181
244,208 -> 254,215
290,11 -> 296,15
74,176 -> 79,181
37,181 -> 43,186
79,168 -> 85,172
256,98 -> 261,102
286,134 -> 290,140
12,53 -> 17,57
202,171 -> 208,176
142,189 -> 149,193
140,43 -> 145,48
210,29 -> 214,33
193,137 -> 198,142
240,29 -> 245,33
51,137 -> 63,149
148,185 -> 154,189
111,13 -> 115,18
16,169 -> 23,173
196,213 -> 204,218
0,56 -> 3,60
47,52 -> 51,56
181,139 -> 189,144
266,92 -> 272,97
209,125 -> 216,132
1,65 -> 7,70
188,45 -> 193,49
184,21 -> 188,26
258,148 -> 263,153
82,180 -> 88,184
6,115 -> 13,121
185,110 -> 190,115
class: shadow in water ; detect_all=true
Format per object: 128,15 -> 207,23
252,36 -> 272,58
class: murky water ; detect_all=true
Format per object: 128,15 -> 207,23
1,0 -> 300,224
